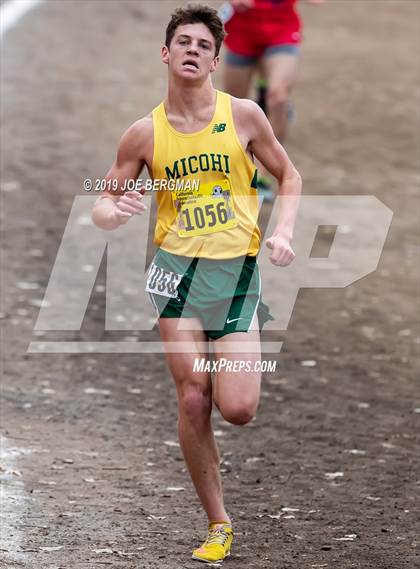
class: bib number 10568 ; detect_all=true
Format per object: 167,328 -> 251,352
174,179 -> 237,237
181,201 -> 229,232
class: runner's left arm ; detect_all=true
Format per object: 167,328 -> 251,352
245,101 -> 302,266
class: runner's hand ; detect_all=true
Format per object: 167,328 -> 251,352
114,189 -> 147,224
230,0 -> 254,12
266,235 -> 295,266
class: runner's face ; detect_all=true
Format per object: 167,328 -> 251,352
162,23 -> 219,79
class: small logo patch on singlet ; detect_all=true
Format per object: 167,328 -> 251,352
212,123 -> 227,134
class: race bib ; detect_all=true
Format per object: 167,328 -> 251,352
173,178 -> 238,237
145,262 -> 182,298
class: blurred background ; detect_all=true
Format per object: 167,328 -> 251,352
1,1 -> 419,568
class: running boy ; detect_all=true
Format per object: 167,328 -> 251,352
92,4 -> 301,564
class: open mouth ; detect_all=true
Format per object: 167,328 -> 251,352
182,59 -> 199,70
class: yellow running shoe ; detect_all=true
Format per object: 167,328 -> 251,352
192,522 -> 234,564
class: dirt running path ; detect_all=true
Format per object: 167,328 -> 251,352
1,1 -> 419,568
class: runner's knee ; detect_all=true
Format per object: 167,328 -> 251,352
267,84 -> 289,111
179,386 -> 212,422
220,399 -> 257,426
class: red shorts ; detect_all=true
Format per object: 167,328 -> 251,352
224,2 -> 301,60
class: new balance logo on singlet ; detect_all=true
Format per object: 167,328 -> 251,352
212,123 -> 226,134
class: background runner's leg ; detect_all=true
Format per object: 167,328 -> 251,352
223,60 -> 255,99
256,76 -> 268,114
158,318 -> 230,524
261,52 -> 298,142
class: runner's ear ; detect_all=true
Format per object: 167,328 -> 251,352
161,45 -> 170,65
210,55 -> 220,73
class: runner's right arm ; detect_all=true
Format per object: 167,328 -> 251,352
91,117 -> 152,230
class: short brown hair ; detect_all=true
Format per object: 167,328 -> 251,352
165,4 -> 226,57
